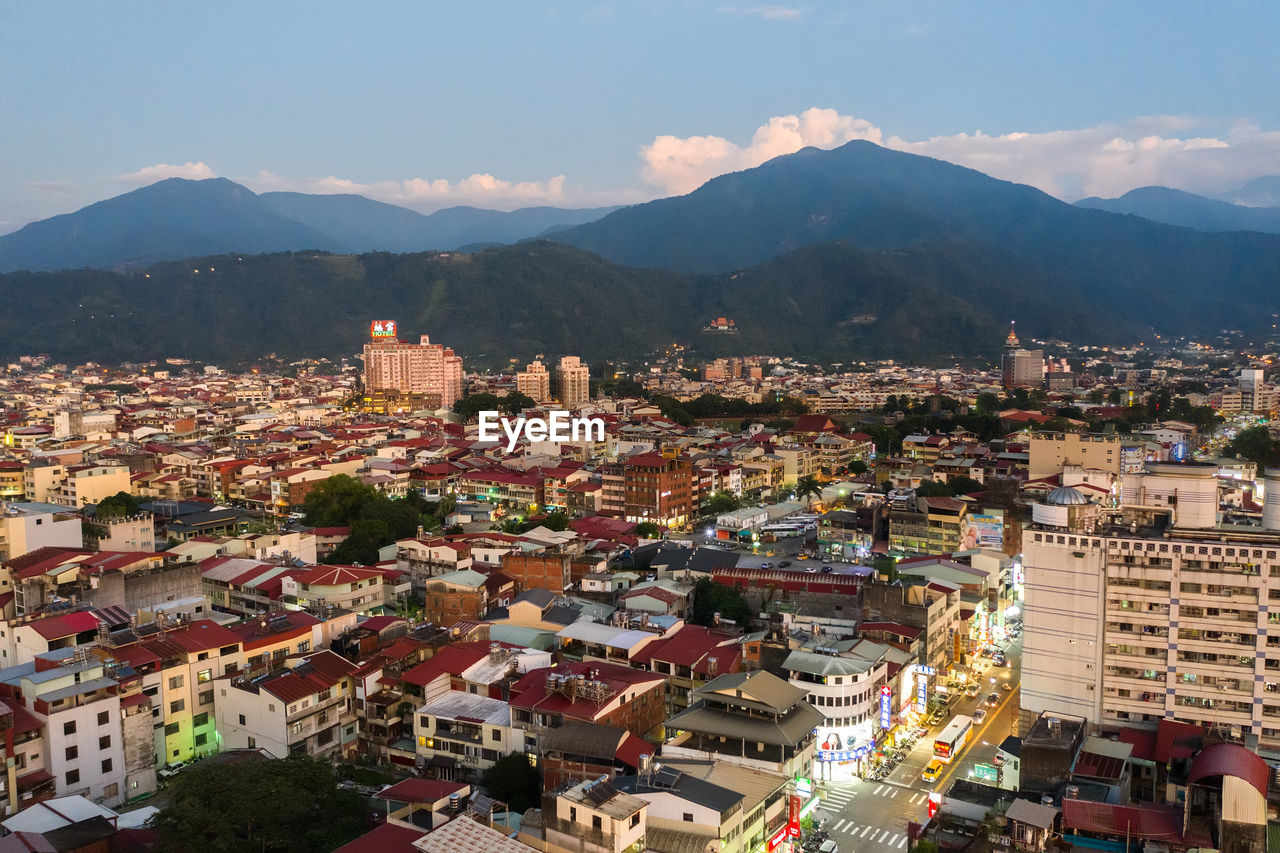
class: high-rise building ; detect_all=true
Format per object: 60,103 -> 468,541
516,359 -> 551,402
1020,463 -> 1280,749
1239,368 -> 1275,413
362,324 -> 463,410
556,355 -> 590,409
1001,323 -> 1045,390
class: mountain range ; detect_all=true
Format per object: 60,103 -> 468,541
1075,186 -> 1280,233
4,141 -> 1280,364
0,178 -> 617,272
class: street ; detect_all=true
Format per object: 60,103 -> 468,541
810,635 -> 1023,853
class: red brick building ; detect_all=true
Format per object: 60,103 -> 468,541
500,549 -> 573,593
621,453 -> 693,529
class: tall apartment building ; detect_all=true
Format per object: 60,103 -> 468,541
613,454 -> 693,529
1239,368 -> 1275,414
1027,432 -> 1130,479
557,356 -> 590,409
1020,463 -> 1280,751
1001,325 -> 1044,390
363,331 -> 463,409
516,360 -> 551,403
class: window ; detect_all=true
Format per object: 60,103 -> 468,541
317,688 -> 332,702
97,711 -> 110,726
491,729 -> 501,742
195,733 -> 208,746
197,669 -> 212,683
65,746 -> 78,760
631,814 -> 640,828
65,770 -> 79,786
298,640 -> 310,653
682,813 -> 694,822
63,721 -> 76,736
170,699 -> 185,714
99,735 -> 110,750
238,714 -> 246,725
199,690 -> 214,706
193,712 -> 209,728
247,736 -> 256,748
569,807 -> 576,823
165,722 -> 180,736
168,674 -> 184,690
290,722 -> 303,735
101,758 -> 112,773
592,816 -> 602,831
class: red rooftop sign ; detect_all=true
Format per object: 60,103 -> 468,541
370,320 -> 397,339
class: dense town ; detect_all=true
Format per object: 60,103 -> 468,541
0,321 -> 1277,852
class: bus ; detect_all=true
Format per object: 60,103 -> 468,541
934,715 -> 974,764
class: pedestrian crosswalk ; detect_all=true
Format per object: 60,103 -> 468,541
823,821 -> 911,850
815,783 -> 931,851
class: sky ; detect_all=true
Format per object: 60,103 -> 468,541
3,1 -> 1280,233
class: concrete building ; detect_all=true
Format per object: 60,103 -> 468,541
0,649 -> 127,807
540,777 -> 647,853
1020,464 -> 1280,752
0,503 -> 81,562
363,332 -> 464,409
1027,432 -> 1128,480
517,360 -> 552,403
662,670 -> 820,778
412,691 -> 525,775
1001,325 -> 1044,390
214,650 -> 358,759
49,465 -> 130,509
557,356 -> 590,410
888,496 -> 969,556
783,649 -> 888,781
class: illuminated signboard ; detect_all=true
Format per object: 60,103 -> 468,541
916,675 -> 928,714
974,763 -> 1000,783
880,685 -> 892,729
370,320 -> 398,339
795,777 -> 812,799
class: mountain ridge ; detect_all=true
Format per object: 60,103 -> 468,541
0,178 -> 619,272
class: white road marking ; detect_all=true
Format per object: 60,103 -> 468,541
897,835 -> 908,848
878,830 -> 891,843
861,825 -> 874,838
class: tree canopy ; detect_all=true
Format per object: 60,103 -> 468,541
148,754 -> 367,852
481,752 -> 541,814
94,490 -> 141,519
690,577 -> 753,628
303,475 -> 440,564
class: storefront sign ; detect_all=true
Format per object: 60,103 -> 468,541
788,795 -> 801,836
768,825 -> 789,851
795,777 -> 812,799
879,685 -> 892,729
916,676 -> 928,714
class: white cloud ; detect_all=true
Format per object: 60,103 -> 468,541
240,171 -> 569,211
115,161 -> 216,185
639,109 -> 1280,201
641,107 -> 882,194
717,5 -> 804,20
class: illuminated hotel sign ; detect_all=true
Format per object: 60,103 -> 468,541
370,320 -> 397,339
879,685 -> 892,729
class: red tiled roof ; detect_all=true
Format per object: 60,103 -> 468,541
376,777 -> 466,803
1074,750 -> 1125,782
859,621 -> 922,641
1154,718 -> 1203,762
163,620 -> 243,653
615,731 -> 656,769
1113,727 -> 1156,762
331,822 -> 426,853
360,615 -> 406,634
1187,742 -> 1269,798
25,610 -> 101,641
294,565 -> 386,586
1061,801 -> 1184,841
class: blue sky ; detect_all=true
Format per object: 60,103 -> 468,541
3,1 -> 1279,231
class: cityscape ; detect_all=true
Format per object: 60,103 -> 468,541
4,3 -> 1280,853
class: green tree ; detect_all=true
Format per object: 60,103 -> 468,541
94,490 -> 141,519
500,391 -> 537,415
149,754 -> 367,852
326,517 -> 390,565
795,475 -> 823,509
690,577 -> 752,628
974,392 -> 1000,415
703,491 -> 741,515
635,521 -> 661,539
541,509 -> 571,532
1224,425 -> 1280,467
914,480 -> 953,497
302,475 -> 380,527
847,460 -> 868,476
947,475 -> 984,496
482,752 -> 541,814
453,392 -> 503,421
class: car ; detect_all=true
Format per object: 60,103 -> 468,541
993,752 -> 1006,766
821,565 -> 833,573
780,560 -> 792,568
921,759 -> 944,783
965,686 -> 980,698
986,693 -> 1000,707
760,562 -> 772,569
1001,681 -> 1013,692
806,567 -> 817,573
973,707 -> 988,722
